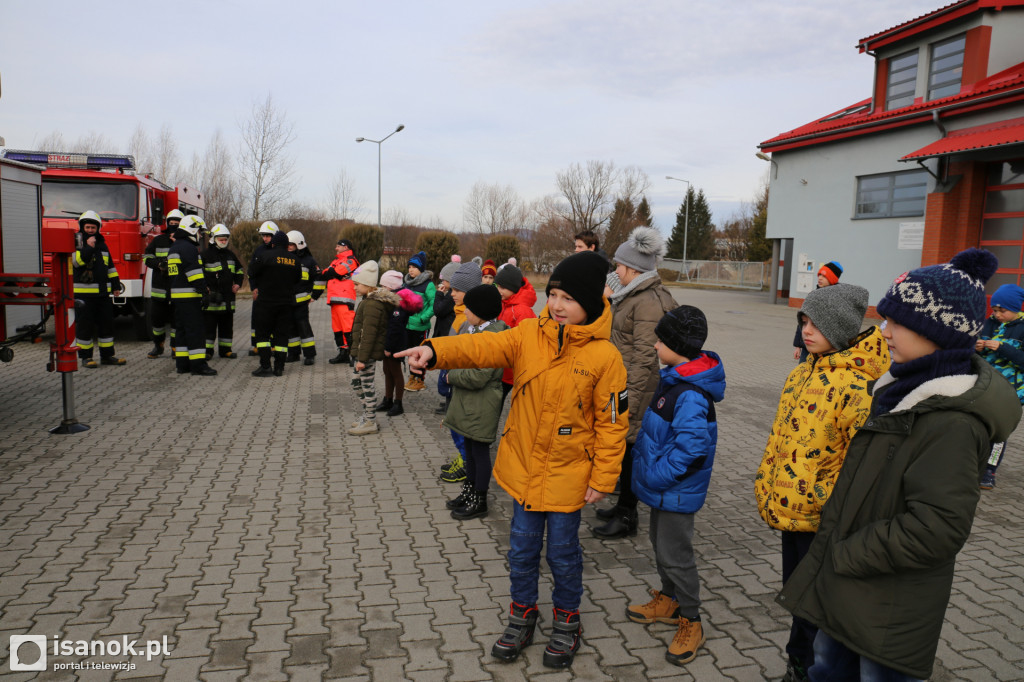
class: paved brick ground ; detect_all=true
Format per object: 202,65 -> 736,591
0,287 -> 1021,681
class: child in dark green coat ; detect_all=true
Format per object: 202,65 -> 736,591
443,285 -> 507,519
349,261 -> 398,436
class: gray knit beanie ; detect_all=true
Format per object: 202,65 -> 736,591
450,262 -> 482,292
613,226 -> 665,273
440,260 -> 461,283
799,283 -> 869,350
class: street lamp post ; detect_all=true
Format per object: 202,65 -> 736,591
666,176 -> 691,278
356,124 -> 405,230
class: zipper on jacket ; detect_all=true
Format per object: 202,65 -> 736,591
886,444 -> 895,461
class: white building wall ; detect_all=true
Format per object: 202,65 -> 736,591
766,124 -> 943,305
986,10 -> 1024,75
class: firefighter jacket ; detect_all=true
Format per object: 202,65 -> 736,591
292,248 -> 319,304
200,244 -> 245,313
167,229 -> 207,301
249,246 -> 302,305
755,327 -> 890,533
427,301 -> 629,513
142,231 -> 173,299
321,248 -> 359,308
351,288 -> 398,364
73,231 -> 121,297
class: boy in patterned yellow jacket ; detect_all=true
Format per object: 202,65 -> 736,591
755,283 -> 889,682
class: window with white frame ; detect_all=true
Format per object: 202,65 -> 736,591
886,50 -> 919,110
855,170 -> 929,218
928,33 -> 966,100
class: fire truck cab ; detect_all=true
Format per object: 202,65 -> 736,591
0,149 -> 205,339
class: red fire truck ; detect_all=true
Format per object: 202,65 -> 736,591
0,149 -> 205,339
0,154 -> 87,432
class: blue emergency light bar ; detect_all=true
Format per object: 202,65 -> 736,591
0,149 -> 135,170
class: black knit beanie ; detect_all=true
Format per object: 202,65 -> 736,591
464,284 -> 502,322
494,265 -> 524,293
655,305 -> 708,359
546,251 -> 608,323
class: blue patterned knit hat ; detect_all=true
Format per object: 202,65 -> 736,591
409,251 -> 427,270
876,248 -> 998,349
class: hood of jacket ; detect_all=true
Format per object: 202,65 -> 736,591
873,354 -> 1020,443
504,278 -> 538,309
536,298 -> 613,349
367,287 -> 401,307
660,351 -> 726,403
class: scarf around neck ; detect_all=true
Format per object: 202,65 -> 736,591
872,347 -> 975,416
610,269 -> 659,305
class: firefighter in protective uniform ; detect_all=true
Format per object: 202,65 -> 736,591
250,231 -> 302,377
73,211 -> 126,368
319,239 -> 360,364
201,224 -> 246,359
168,215 -> 217,376
248,221 -> 279,356
286,230 -> 320,365
142,208 -> 184,358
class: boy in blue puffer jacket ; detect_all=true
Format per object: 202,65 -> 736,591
626,305 -> 725,668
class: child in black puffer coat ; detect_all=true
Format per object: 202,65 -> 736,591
379,269 -> 423,417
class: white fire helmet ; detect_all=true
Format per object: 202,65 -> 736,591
258,221 -> 279,236
210,224 -> 230,245
165,209 -> 185,228
286,230 -> 306,250
180,215 -> 206,241
78,210 -> 102,229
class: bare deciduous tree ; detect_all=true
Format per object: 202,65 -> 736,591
237,93 -> 296,220
554,159 -> 619,233
198,129 -> 242,227
127,124 -> 153,173
463,181 -> 530,235
154,124 -> 180,184
324,168 -> 363,221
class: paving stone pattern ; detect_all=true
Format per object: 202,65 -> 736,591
0,288 -> 1021,681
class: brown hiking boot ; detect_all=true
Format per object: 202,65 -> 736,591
665,617 -> 705,666
626,589 -> 680,624
404,374 -> 425,391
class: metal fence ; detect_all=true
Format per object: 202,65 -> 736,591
660,258 -> 768,290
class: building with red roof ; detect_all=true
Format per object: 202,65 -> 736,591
759,0 -> 1024,309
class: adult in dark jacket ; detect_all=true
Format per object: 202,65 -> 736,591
168,215 -> 216,376
975,283 -> 1024,488
201,224 -> 245,359
250,231 -> 302,377
779,249 -> 1022,680
285,231 -> 319,365
142,208 -> 183,358
594,226 -> 677,539
73,211 -> 126,368
247,221 -> 278,355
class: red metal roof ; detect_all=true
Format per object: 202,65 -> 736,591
760,64 -> 1024,153
858,1 -> 1024,53
900,116 -> 1024,160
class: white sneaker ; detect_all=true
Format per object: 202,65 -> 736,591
348,418 -> 379,436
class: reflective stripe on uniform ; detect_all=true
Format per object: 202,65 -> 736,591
329,296 -> 356,305
74,283 -> 101,294
171,288 -> 202,299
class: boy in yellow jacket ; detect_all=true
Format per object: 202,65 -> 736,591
755,283 -> 889,682
399,251 -> 628,669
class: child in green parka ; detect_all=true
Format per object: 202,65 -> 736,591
442,285 -> 507,520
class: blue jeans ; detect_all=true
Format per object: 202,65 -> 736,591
809,631 -> 924,682
508,502 -> 583,611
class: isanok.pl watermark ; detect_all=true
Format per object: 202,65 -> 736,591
9,634 -> 172,671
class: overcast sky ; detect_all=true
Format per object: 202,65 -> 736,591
1,0 -> 942,235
